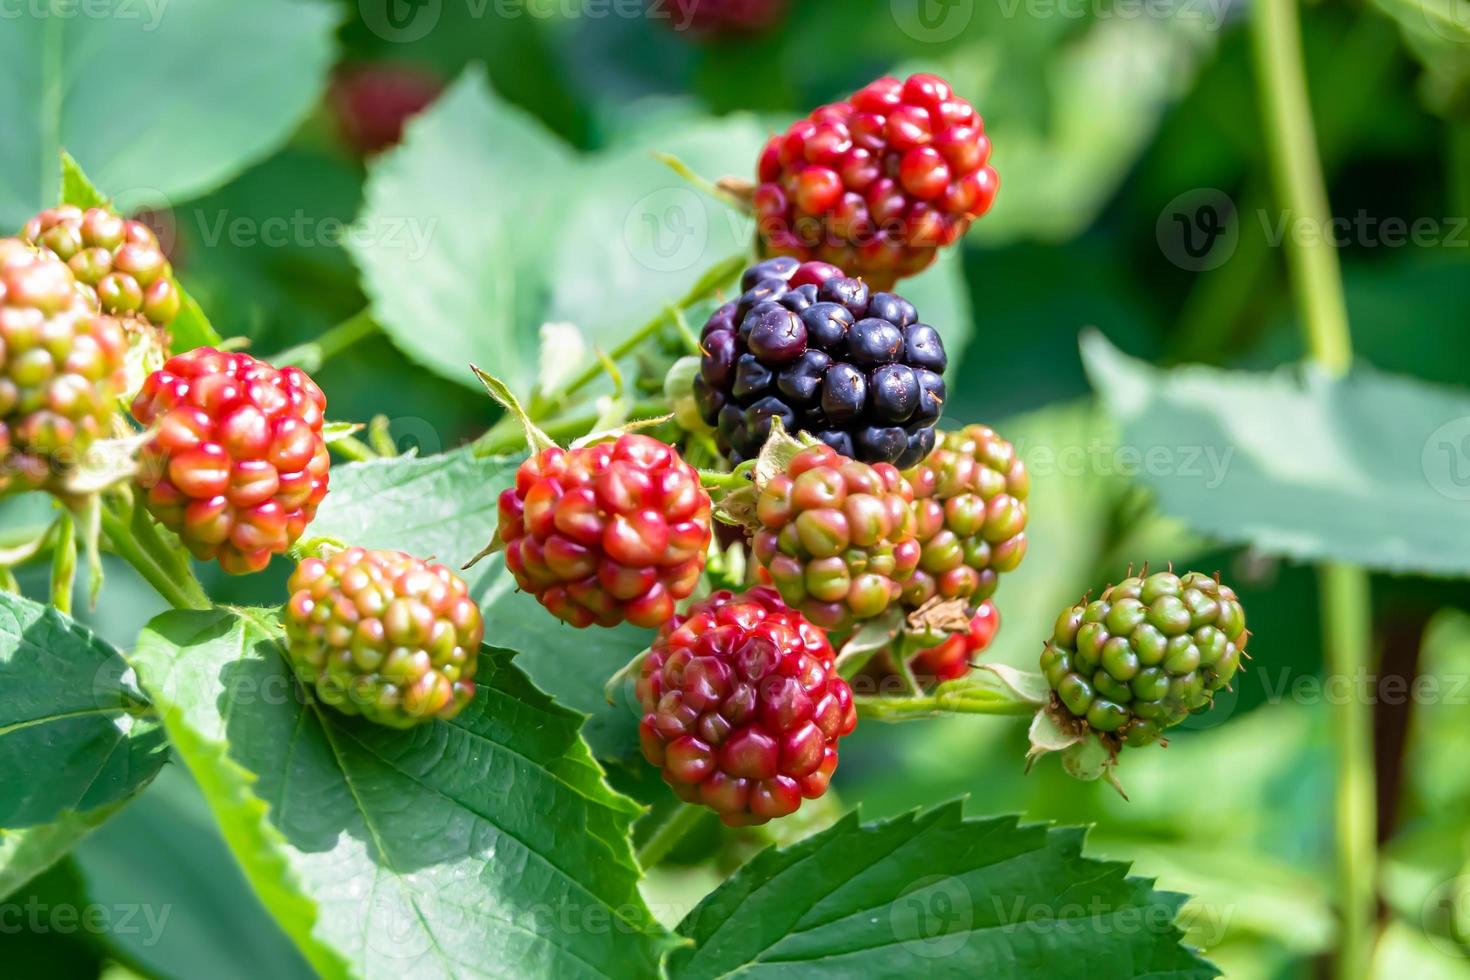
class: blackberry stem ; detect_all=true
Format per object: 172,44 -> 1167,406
99,498 -> 210,611
637,803 -> 706,870
853,692 -> 1036,721
49,508 -> 75,616
1251,2 -> 1374,977
271,308 -> 379,372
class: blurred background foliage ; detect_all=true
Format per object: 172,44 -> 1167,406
3,0 -> 1470,976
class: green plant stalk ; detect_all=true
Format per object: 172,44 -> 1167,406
471,398 -> 669,458
854,692 -> 1037,722
50,510 -> 75,616
271,308 -> 379,372
100,502 -> 210,611
1251,2 -> 1374,976
637,803 -> 705,870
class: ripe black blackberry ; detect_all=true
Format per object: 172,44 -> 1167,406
694,258 -> 946,467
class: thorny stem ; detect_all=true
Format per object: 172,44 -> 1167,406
637,803 -> 706,870
1251,2 -> 1374,976
271,308 -> 379,373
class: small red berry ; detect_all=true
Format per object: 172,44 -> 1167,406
497,434 -> 713,629
636,587 -> 856,826
754,73 -> 999,289
912,601 -> 999,682
131,348 -> 329,574
328,64 -> 442,157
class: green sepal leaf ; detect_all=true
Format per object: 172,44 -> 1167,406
0,592 -> 167,827
132,605 -> 679,979
671,801 -> 1217,978
1082,330 -> 1470,577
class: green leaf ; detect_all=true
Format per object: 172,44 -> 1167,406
350,68 -> 576,394
57,153 -> 222,351
0,0 -> 337,229
73,765 -> 315,980
0,592 -> 167,827
1402,610 -> 1470,812
1081,331 -> 1470,576
0,805 -> 123,899
306,447 -> 653,760
132,606 -> 675,979
670,801 -> 1218,979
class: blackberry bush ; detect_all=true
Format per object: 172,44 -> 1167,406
1041,570 -> 1247,748
754,73 -> 998,288
694,256 -> 946,467
284,547 -> 483,727
496,433 -> 712,628
131,348 -> 330,574
636,587 -> 856,826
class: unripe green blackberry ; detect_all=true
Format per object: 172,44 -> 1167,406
752,443 -> 919,630
1041,570 -> 1247,747
0,238 -> 128,494
900,424 -> 1028,609
284,548 -> 483,728
23,206 -> 181,330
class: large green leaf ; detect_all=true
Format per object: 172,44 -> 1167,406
0,593 -> 167,827
305,447 -> 651,761
1081,331 -> 1470,576
670,801 -> 1217,978
0,0 -> 337,230
132,606 -> 675,979
0,805 -> 122,899
349,68 -> 577,394
73,765 -> 315,980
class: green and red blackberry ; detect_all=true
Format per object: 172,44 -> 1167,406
23,206 -> 180,330
752,443 -> 919,630
901,424 -> 1028,609
755,73 -> 998,288
1041,570 -> 1248,747
913,600 -> 999,682
497,434 -> 712,629
285,548 -> 483,728
131,348 -> 330,574
636,587 -> 856,826
0,239 -> 129,494
694,257 -> 946,467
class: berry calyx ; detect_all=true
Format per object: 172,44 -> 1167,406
131,348 -> 330,574
0,239 -> 128,495
328,63 -> 443,157
912,600 -> 999,682
901,424 -> 1028,609
694,257 -> 946,467
284,548 -> 483,728
497,433 -> 713,629
636,587 -> 856,826
754,73 -> 998,289
23,206 -> 180,330
751,443 -> 919,630
1042,570 -> 1247,747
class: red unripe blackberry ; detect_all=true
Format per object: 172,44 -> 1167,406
755,73 -> 999,289
636,587 -> 856,826
23,206 -> 180,330
0,239 -> 128,493
497,434 -> 713,629
913,601 -> 999,682
285,548 -> 483,728
328,63 -> 443,157
131,348 -> 329,574
752,443 -> 919,630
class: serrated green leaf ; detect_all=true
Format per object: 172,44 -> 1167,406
0,805 -> 123,900
0,0 -> 337,230
0,592 -> 167,827
305,447 -> 653,760
1081,331 -> 1470,577
132,606 -> 675,979
671,801 -> 1218,979
350,68 -> 576,394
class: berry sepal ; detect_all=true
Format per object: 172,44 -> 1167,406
1025,705 -> 1129,800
